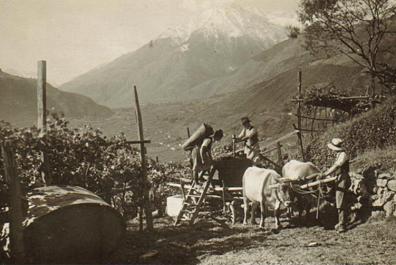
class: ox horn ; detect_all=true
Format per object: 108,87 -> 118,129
269,183 -> 280,189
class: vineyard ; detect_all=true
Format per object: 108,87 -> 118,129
0,113 -> 191,261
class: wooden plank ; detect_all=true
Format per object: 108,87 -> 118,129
298,128 -> 324,133
300,176 -> 337,189
260,146 -> 278,155
166,182 -> 243,192
338,96 -> 370,100
293,113 -> 336,122
214,187 -> 243,192
1,142 -> 25,263
179,177 -> 191,183
126,140 -> 151,144
133,85 -> 153,231
291,98 -> 304,102
259,130 -> 298,150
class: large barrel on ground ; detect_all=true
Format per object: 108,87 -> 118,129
23,186 -> 125,264
182,123 -> 214,151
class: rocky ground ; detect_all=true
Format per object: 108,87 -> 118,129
107,214 -> 396,265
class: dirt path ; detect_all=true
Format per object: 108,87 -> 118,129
109,216 -> 396,265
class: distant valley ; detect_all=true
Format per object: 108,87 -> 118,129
0,69 -> 112,128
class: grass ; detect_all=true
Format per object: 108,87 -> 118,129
351,145 -> 396,172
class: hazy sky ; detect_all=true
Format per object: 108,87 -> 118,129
0,0 -> 299,85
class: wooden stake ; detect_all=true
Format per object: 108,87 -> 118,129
37,60 -> 47,133
296,70 -> 305,161
37,60 -> 48,185
276,142 -> 283,167
133,85 -> 153,231
232,137 -> 236,157
1,142 -> 25,264
186,127 -> 191,138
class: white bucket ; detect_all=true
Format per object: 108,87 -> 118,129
166,195 -> 184,217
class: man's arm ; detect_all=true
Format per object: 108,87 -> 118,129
244,127 -> 257,139
238,127 -> 257,142
322,152 -> 348,177
200,138 -> 212,164
234,129 -> 246,142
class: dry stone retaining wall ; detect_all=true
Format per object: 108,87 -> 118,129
350,170 -> 396,218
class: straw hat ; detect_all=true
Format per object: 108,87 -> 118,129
327,138 -> 344,151
241,117 -> 250,124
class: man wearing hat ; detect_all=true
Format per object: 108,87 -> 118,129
234,117 -> 261,163
320,138 -> 351,233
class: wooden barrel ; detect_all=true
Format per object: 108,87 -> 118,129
23,186 -> 125,263
182,123 -> 214,151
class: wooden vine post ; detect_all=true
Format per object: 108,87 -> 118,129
276,142 -> 282,167
1,142 -> 25,263
296,70 -> 306,161
37,60 -> 49,184
133,85 -> 153,231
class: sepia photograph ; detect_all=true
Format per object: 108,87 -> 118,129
0,0 -> 396,264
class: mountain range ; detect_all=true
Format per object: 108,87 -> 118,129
61,5 -> 288,107
0,69 -> 113,127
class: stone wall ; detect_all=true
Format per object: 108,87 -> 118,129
350,169 -> 396,218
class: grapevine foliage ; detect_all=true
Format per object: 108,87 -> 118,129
0,114 -> 186,224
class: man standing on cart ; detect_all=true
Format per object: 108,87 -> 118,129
234,117 -> 261,163
191,129 -> 223,185
320,138 -> 351,233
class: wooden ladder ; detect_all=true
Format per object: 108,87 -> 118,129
174,172 -> 214,226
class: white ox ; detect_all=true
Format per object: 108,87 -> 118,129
282,160 -> 321,219
242,167 -> 292,229
282,160 -> 321,181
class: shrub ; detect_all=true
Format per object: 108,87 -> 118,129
306,97 -> 396,168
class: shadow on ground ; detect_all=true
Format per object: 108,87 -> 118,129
106,216 -> 280,264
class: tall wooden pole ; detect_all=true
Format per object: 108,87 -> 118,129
37,60 -> 47,133
297,70 -> 306,161
1,142 -> 25,264
37,60 -> 48,184
133,85 -> 153,231
276,142 -> 283,167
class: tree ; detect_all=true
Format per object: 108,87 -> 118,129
298,0 -> 396,95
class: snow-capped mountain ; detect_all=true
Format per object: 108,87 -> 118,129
61,5 -> 287,107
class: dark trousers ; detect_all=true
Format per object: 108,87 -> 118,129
338,208 -> 349,227
336,174 -> 351,227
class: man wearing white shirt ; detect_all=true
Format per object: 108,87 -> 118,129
320,138 -> 351,233
234,117 -> 261,163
